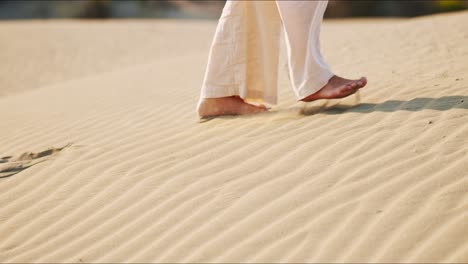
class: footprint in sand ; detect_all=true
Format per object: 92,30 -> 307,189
0,144 -> 71,179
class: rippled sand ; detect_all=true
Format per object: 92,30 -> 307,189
0,12 -> 467,263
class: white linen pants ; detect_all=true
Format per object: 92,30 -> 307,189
200,0 -> 334,105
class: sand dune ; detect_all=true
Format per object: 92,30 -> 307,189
0,11 -> 467,263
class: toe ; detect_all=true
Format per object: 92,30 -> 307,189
252,106 -> 267,113
251,104 -> 267,111
258,104 -> 267,110
360,77 -> 367,85
244,103 -> 268,114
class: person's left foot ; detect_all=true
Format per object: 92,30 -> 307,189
301,75 -> 367,102
197,96 -> 268,118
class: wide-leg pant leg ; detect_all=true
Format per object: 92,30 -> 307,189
200,0 -> 334,105
200,0 -> 282,105
276,0 -> 334,101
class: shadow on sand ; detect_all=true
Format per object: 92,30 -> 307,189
301,95 -> 468,116
197,96 -> 468,122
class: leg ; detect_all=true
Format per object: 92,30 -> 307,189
197,0 -> 282,117
276,0 -> 367,102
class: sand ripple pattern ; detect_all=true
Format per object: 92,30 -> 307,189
0,12 -> 467,263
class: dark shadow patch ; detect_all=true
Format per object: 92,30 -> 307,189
0,144 -> 72,179
300,95 -> 468,116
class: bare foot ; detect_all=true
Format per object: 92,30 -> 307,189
197,96 -> 268,118
301,75 -> 367,102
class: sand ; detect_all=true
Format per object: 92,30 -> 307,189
0,11 -> 467,263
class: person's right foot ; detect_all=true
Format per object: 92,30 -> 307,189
301,75 -> 367,102
197,96 -> 267,118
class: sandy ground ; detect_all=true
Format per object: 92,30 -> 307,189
0,11 -> 467,263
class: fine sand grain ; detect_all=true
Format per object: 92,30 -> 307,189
0,12 -> 467,263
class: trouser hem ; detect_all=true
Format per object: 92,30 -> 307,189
296,71 -> 335,101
